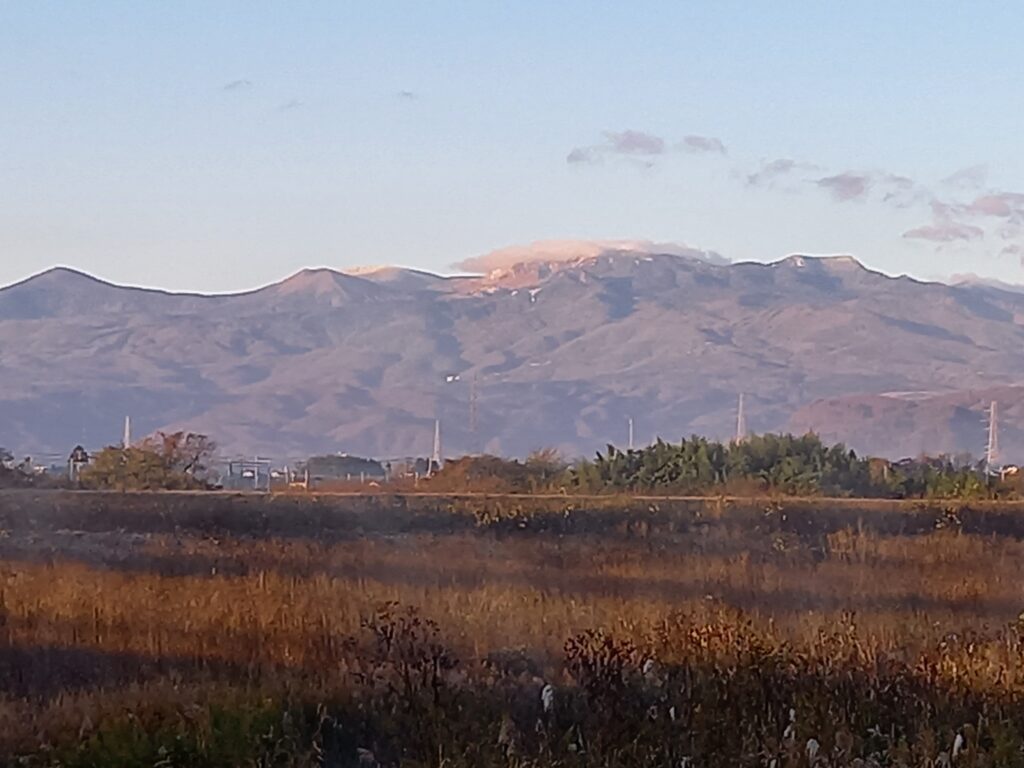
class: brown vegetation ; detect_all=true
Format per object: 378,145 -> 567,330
79,432 -> 216,491
1,492 -> 1024,765
418,450 -> 569,494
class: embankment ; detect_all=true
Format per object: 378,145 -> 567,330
2,489 -> 1023,540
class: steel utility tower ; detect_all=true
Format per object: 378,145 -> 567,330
985,400 -> 1000,472
735,393 -> 747,443
431,419 -> 443,472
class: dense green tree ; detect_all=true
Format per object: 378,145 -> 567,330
567,432 -> 999,500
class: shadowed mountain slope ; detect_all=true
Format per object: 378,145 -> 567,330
3,252 -> 1024,460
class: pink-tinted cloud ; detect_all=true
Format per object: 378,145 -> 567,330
746,158 -> 801,187
604,130 -> 666,156
816,172 -> 872,202
903,191 -> 1024,247
748,161 -> 919,208
568,130 -> 733,166
566,130 -> 668,165
680,135 -> 727,154
967,192 -> 1024,218
902,222 -> 984,242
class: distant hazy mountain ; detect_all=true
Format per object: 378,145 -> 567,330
4,250 -> 1024,461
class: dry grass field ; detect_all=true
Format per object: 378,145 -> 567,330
3,491 -> 1024,766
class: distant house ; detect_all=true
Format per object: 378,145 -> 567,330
895,455 -> 957,472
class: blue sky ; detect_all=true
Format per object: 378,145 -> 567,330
2,1 -> 1023,291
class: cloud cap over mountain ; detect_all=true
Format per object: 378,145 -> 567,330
456,239 -> 729,274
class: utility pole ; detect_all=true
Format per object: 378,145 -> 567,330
735,393 -> 747,444
985,400 -> 1000,473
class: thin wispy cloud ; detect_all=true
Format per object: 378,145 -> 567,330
885,174 -> 915,189
222,79 -> 252,91
997,224 -> 1022,240
564,128 -> 1017,266
745,159 -> 921,210
816,172 -> 872,202
902,188 -> 1024,250
1001,243 -> 1024,263
929,199 -> 966,220
967,192 -> 1024,219
941,165 -> 988,190
811,171 -> 921,205
397,90 -> 417,100
565,129 -> 664,165
903,221 -> 984,243
746,158 -> 805,188
679,135 -> 727,154
903,196 -> 984,243
567,129 -> 725,166
277,99 -> 303,111
604,130 -> 666,156
566,147 -> 596,165
879,174 -> 920,207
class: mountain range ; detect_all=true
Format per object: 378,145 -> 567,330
3,249 -> 1024,462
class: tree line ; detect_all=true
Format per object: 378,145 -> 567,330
565,433 -> 1001,498
0,432 -> 216,491
430,433 -> 1010,499
0,430 -> 1013,499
